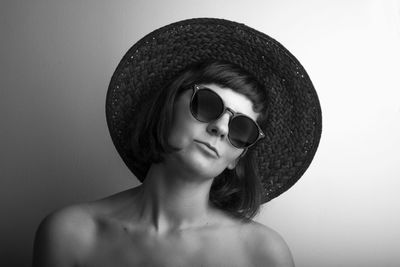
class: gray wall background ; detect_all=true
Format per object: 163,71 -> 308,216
1,0 -> 400,266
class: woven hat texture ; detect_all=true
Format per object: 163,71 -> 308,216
106,18 -> 322,203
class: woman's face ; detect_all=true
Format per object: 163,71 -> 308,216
166,83 -> 259,179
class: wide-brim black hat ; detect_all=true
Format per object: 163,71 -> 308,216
106,18 -> 322,203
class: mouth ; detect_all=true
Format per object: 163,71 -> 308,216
194,140 -> 219,157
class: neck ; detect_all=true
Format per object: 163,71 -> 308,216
136,161 -> 215,234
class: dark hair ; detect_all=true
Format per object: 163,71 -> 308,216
130,61 -> 268,221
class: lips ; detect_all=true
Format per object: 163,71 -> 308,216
195,140 -> 219,157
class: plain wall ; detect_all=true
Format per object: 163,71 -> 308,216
1,0 -> 400,266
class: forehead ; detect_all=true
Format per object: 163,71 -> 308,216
200,83 -> 259,120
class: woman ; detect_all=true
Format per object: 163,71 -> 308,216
33,18 -> 322,267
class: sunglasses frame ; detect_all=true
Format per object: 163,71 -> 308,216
189,84 -> 265,149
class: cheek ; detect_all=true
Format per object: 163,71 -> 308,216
168,122 -> 192,148
167,97 -> 199,147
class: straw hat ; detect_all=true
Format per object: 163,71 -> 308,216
106,18 -> 322,203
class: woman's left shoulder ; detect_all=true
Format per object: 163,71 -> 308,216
240,221 -> 295,267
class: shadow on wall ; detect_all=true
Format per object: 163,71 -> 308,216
2,235 -> 31,267
0,145 -> 136,267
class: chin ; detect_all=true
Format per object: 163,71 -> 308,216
172,149 -> 224,179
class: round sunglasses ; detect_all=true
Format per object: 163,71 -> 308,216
189,84 -> 265,148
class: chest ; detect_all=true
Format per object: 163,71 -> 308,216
82,228 -> 252,267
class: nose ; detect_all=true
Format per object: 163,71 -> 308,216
206,112 -> 231,139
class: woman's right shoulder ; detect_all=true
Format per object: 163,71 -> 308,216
38,204 -> 98,242
32,204 -> 98,267
33,188 -> 141,266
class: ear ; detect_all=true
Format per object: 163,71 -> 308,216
227,158 -> 239,170
227,149 -> 248,170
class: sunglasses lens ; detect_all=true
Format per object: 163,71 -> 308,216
229,116 -> 260,148
191,89 -> 223,122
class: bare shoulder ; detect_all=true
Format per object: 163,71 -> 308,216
32,188 -> 140,267
32,204 -> 97,267
241,221 -> 295,267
